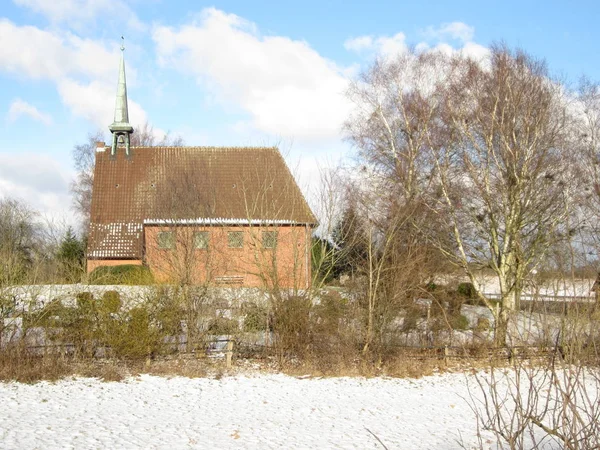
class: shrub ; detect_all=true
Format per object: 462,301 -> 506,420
425,282 -> 439,292
313,290 -> 347,335
446,292 -> 465,315
154,297 -> 184,336
451,314 -> 470,330
207,317 -> 239,335
242,303 -> 269,332
76,292 -> 94,312
401,307 -> 424,332
102,305 -> 164,359
100,291 -> 121,314
457,282 -> 476,299
55,293 -> 98,357
89,265 -> 154,285
272,295 -> 312,357
476,317 -> 491,331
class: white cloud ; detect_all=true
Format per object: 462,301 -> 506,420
422,22 -> 475,43
0,19 -> 119,82
0,19 -> 150,129
461,42 -> 490,61
344,32 -> 407,57
153,8 -> 352,142
344,36 -> 373,53
7,99 -> 52,125
344,22 -> 488,62
0,153 -> 74,221
57,79 -> 148,130
12,0 -> 144,31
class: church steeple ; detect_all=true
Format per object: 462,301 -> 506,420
109,37 -> 134,157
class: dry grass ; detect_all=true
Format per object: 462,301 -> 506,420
73,360 -> 128,382
0,343 -> 532,384
0,350 -> 259,383
139,356 -> 212,378
277,352 -> 453,379
0,350 -> 461,383
0,349 -> 71,384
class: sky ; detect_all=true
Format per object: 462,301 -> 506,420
1,0 -> 599,227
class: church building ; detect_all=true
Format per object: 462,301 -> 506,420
87,45 -> 316,288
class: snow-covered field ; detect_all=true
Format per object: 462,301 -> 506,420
0,372 -> 494,449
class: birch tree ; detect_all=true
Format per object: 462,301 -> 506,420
346,46 -> 575,345
438,46 -> 574,344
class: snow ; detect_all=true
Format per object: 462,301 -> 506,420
473,275 -> 595,302
0,372 -> 494,449
435,274 -> 596,302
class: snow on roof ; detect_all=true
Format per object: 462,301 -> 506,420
143,218 -> 309,225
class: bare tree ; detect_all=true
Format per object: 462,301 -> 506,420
130,122 -> 185,147
468,292 -> 600,449
433,46 -> 575,345
344,50 -> 461,354
71,131 -> 104,232
346,45 -> 576,346
574,78 -> 600,269
0,198 -> 43,285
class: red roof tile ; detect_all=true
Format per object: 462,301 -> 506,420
88,146 -> 316,259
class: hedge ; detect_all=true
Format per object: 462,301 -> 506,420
88,264 -> 154,285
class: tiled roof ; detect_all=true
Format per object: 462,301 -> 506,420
88,146 -> 316,259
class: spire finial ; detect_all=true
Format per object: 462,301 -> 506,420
109,36 -> 134,158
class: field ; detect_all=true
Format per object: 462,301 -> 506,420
2,283 -> 598,449
0,371 -> 495,450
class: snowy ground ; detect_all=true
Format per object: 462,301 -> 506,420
0,372 -> 495,449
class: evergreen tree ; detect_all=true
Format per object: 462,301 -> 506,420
331,205 -> 369,279
57,227 -> 85,282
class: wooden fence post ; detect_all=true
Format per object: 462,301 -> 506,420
226,340 -> 234,368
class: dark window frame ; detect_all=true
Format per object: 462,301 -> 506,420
228,231 -> 244,248
157,231 -> 175,250
193,231 -> 210,250
262,230 -> 278,249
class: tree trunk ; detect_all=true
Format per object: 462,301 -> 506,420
494,308 -> 509,347
495,290 -> 518,346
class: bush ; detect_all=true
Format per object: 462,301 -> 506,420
207,317 -> 239,335
112,307 -> 157,358
76,292 -> 94,312
100,291 -> 122,314
425,282 -> 439,292
89,265 -> 154,285
457,282 -> 476,299
313,290 -> 347,334
30,289 -> 178,360
451,314 -> 469,330
476,317 -> 491,331
242,303 -> 269,332
272,295 -> 312,357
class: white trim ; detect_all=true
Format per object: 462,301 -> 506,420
143,218 -> 309,226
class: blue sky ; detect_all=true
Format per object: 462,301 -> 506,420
1,0 -> 599,223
